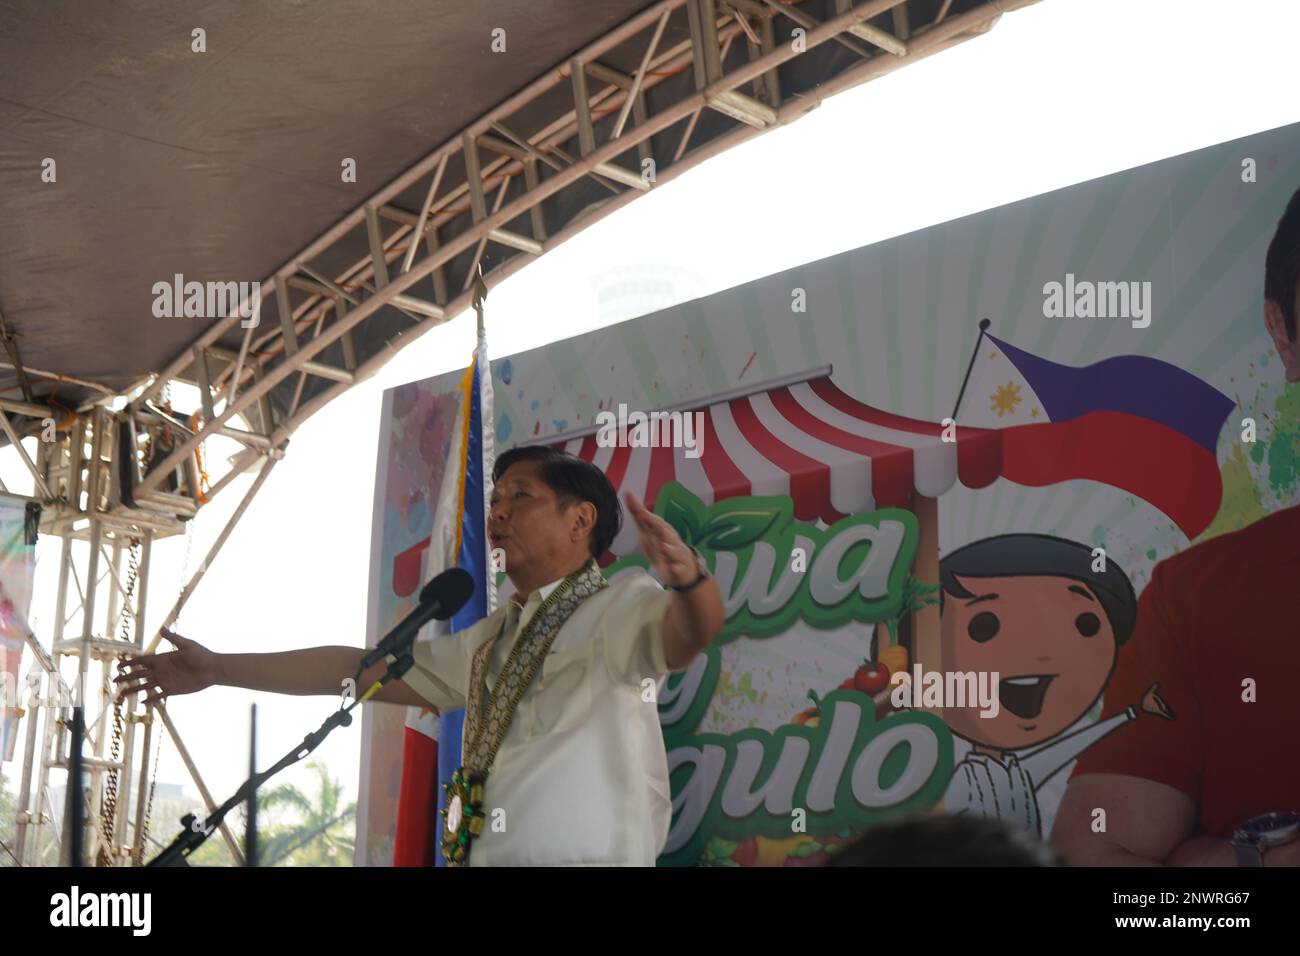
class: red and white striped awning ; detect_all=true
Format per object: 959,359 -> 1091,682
392,375 -> 1004,594
551,376 -> 1003,559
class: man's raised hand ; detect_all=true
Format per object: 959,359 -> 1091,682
623,490 -> 697,588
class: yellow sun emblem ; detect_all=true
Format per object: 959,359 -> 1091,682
990,382 -> 1022,417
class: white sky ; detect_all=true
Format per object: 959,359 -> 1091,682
4,0 -> 1300,857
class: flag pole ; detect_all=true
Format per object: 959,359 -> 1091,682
471,262 -> 494,615
951,318 -> 991,421
472,263 -> 487,339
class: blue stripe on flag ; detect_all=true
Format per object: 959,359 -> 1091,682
988,334 -> 1234,454
453,357 -> 489,631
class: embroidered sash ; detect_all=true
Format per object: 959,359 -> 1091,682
440,558 -> 608,865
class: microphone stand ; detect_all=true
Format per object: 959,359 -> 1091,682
146,653 -> 416,867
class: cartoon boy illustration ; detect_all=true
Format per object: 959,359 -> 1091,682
934,534 -> 1173,836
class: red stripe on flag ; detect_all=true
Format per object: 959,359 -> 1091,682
999,411 -> 1223,538
393,727 -> 439,867
770,387 -> 915,509
729,395 -> 832,522
392,538 -> 430,598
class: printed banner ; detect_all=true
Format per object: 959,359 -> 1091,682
0,495 -> 37,762
359,119 -> 1300,864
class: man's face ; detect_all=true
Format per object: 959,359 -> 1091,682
938,574 -> 1118,750
487,460 -> 588,582
1264,288 -> 1300,382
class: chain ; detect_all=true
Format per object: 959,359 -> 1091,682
95,701 -> 127,867
119,537 -> 142,642
136,731 -> 163,866
96,536 -> 142,866
176,519 -> 195,630
140,430 -> 154,474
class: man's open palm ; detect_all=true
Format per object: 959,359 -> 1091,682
114,628 -> 216,705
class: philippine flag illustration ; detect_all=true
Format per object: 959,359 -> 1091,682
961,334 -> 1235,539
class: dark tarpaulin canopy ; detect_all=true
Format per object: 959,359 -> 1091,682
0,0 -> 657,412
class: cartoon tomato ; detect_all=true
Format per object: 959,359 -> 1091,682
853,660 -> 890,695
732,837 -> 759,867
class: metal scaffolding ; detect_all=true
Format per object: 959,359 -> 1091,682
4,398 -> 274,865
0,0 -> 1035,866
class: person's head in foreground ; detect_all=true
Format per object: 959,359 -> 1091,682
1265,185 -> 1300,382
827,814 -> 1064,867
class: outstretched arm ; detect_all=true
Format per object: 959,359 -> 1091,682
114,628 -> 433,707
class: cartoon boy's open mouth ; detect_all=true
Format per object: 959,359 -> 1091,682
999,674 -> 1057,718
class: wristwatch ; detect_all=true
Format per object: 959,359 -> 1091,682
667,546 -> 710,592
1230,811 -> 1300,866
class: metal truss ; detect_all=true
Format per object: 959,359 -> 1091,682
124,0 -> 1037,512
6,404 -> 274,865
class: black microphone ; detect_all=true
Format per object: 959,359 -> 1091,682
360,567 -> 475,671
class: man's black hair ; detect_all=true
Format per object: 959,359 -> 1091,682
492,446 -> 621,558
1265,185 -> 1300,340
827,814 -> 1063,867
938,533 -> 1137,645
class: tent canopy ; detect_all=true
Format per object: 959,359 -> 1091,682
1,0 -> 1030,461
0,0 -> 654,408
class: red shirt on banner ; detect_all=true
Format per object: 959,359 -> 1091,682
1071,504 -> 1300,837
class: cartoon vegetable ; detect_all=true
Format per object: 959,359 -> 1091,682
878,643 -> 909,678
853,659 -> 890,695
782,837 -> 836,867
754,833 -> 810,867
731,837 -> 759,867
793,690 -> 823,726
883,575 -> 941,646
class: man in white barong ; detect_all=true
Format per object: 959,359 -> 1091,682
117,446 -> 725,866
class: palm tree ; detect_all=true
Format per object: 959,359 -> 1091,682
257,761 -> 356,867
182,760 -> 356,867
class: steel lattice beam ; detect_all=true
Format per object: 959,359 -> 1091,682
126,0 -> 1035,505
